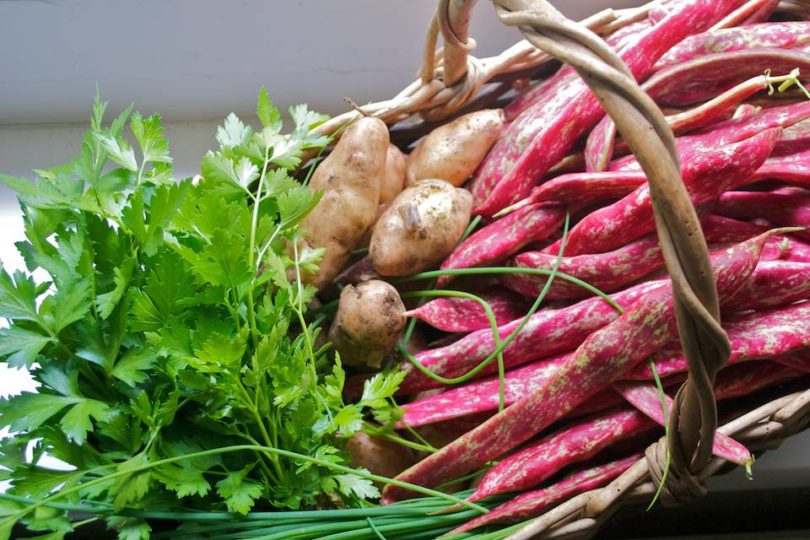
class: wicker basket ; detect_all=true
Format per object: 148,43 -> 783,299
312,1 -> 810,538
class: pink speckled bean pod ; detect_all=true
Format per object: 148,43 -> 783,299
586,72 -> 782,172
774,353 -> 810,374
616,382 -> 751,465
400,362 -> 686,429
759,238 -> 810,263
725,261 -> 810,310
392,280 -> 662,396
610,101 -> 810,173
716,190 -> 810,241
404,288 -> 529,334
524,171 -> 647,205
626,300 -> 810,380
713,0 -> 781,28
507,235 -> 662,300
382,233 -> 769,501
438,170 -> 648,277
654,22 -> 810,71
436,203 -> 565,286
468,407 -> 655,503
547,128 -> 780,256
645,50 -> 810,107
752,147 -> 810,188
701,215 -> 770,243
469,0 -> 743,216
466,361 -> 792,506
703,218 -> 810,262
504,69 -> 578,122
710,361 -> 802,399
453,454 -> 641,532
503,18 -> 652,121
783,117 -> 810,141
398,354 -> 572,428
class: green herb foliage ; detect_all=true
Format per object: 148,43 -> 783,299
0,90 -> 401,539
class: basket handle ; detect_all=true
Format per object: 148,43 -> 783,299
436,0 -> 732,500
311,3 -> 647,139
427,0 -> 479,87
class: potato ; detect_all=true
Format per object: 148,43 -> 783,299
301,117 -> 389,289
347,433 -> 415,480
381,144 -> 407,204
370,180 -> 472,276
356,204 -> 388,249
329,280 -> 406,368
406,109 -> 504,187
356,146 -> 408,248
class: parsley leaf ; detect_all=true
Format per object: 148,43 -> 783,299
216,113 -> 252,149
0,326 -> 53,368
130,113 -> 172,166
0,90 -> 405,538
0,266 -> 42,322
215,468 -> 263,515
256,87 -> 282,132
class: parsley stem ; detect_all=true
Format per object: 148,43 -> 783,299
241,433 -> 280,484
291,241 -> 331,430
1,444 -> 487,531
394,409 -> 436,451
291,241 -> 318,366
253,412 -> 284,480
237,384 -> 283,482
71,517 -> 99,533
363,425 -> 437,454
245,144 -> 272,352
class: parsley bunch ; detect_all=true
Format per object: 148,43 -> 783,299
0,90 -> 402,539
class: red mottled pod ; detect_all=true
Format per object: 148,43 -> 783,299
398,354 -> 571,429
615,381 -> 751,465
404,288 -> 529,334
611,101 -> 810,172
383,234 -> 770,501
436,203 -> 565,286
645,50 -> 810,107
549,128 -> 780,256
716,191 -> 810,241
655,22 -> 810,70
469,0 -> 744,216
724,261 -> 810,311
392,281 -> 660,395
754,147 -> 810,188
452,454 -> 640,532
525,171 -> 647,205
627,300 -> 810,380
508,235 -> 661,300
587,72 -> 786,171
469,407 -> 654,503
504,19 -> 651,120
